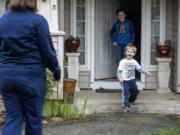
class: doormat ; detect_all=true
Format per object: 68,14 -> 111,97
96,88 -> 122,93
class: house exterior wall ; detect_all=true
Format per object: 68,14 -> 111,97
167,0 -> 179,92
63,0 -> 179,90
38,0 -> 65,98
64,0 -> 91,89
145,0 -> 180,92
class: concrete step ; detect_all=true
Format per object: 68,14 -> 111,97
86,103 -> 180,115
75,90 -> 180,115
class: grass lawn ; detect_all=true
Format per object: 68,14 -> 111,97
138,128 -> 180,135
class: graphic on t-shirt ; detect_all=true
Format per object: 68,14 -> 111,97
119,25 -> 125,33
124,64 -> 135,79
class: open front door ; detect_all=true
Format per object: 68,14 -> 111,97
95,0 -> 118,79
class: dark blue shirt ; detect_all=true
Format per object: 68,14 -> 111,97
110,19 -> 135,45
0,10 -> 60,80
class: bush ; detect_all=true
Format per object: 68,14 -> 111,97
44,97 -> 87,120
44,70 -> 88,120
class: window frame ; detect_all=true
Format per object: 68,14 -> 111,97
71,0 -> 91,71
148,0 -> 166,70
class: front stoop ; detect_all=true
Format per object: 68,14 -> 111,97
85,103 -> 180,115
75,91 -> 180,115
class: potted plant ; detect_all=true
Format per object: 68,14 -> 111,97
65,36 -> 80,53
63,79 -> 77,104
156,39 -> 172,58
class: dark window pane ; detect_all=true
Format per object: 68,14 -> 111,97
77,0 -> 85,5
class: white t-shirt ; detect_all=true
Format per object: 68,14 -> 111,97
117,58 -> 141,81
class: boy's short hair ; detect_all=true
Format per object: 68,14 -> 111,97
125,45 -> 137,54
116,9 -> 126,15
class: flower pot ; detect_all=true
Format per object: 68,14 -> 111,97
63,79 -> 77,103
156,44 -> 171,58
65,39 -> 80,53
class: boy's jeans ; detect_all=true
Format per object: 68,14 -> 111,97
121,79 -> 139,107
116,45 -> 126,64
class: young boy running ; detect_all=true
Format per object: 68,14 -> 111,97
117,45 -> 150,112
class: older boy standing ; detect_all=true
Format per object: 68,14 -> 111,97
110,9 -> 135,64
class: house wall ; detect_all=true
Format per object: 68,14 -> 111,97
63,0 -> 179,90
144,0 -> 178,90
38,0 -> 59,31
64,0 -> 91,89
166,0 -> 179,92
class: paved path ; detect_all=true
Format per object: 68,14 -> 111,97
0,113 -> 179,135
24,113 -> 180,135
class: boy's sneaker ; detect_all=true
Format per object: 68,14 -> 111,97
130,101 -> 136,105
123,107 -> 130,112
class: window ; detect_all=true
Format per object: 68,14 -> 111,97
150,0 -> 165,66
71,0 -> 87,67
0,0 -> 6,16
76,0 -> 86,65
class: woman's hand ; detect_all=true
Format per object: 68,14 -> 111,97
54,80 -> 60,86
118,80 -> 123,84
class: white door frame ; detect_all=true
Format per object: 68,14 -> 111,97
90,0 -> 95,82
91,0 -> 146,84
141,0 -> 166,84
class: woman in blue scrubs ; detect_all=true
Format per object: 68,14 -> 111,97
0,0 -> 61,135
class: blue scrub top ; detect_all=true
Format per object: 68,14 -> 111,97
0,9 -> 60,80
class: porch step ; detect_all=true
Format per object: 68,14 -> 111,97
75,90 -> 180,115
85,103 -> 180,115
91,81 -> 144,90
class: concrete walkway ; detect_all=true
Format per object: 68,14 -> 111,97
38,113 -> 180,135
74,90 -> 180,115
0,113 -> 180,135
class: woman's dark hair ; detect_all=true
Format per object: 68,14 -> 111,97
116,9 -> 126,15
8,0 -> 38,12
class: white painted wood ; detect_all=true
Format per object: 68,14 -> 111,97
156,58 -> 172,93
141,0 -> 148,84
66,53 -> 80,92
90,0 -> 95,82
50,0 -> 59,31
94,0 -> 118,79
71,0 -> 91,70
58,0 -> 65,31
52,31 -> 65,99
147,0 -> 166,70
38,0 -> 59,31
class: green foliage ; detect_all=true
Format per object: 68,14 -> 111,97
46,70 -> 55,98
138,128 -> 180,135
45,70 -> 88,120
44,97 -> 88,120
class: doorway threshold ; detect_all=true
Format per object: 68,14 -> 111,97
91,80 -> 144,90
